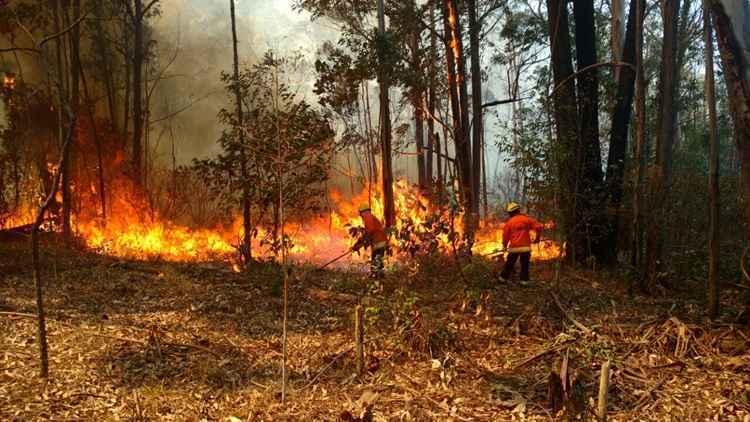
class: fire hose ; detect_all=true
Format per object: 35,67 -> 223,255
482,249 -> 507,259
316,249 -> 356,271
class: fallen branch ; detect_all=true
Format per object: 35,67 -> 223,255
0,311 -> 38,318
512,338 -> 575,370
550,291 -> 593,335
634,377 -> 667,409
85,331 -> 220,357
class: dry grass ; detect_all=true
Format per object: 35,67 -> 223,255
1,240 -> 749,421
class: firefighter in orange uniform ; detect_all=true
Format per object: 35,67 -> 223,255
356,206 -> 388,278
500,202 -> 544,283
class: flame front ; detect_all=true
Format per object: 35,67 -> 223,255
4,179 -> 560,266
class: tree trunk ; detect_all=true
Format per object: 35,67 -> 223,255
377,0 -> 395,227
646,0 -> 681,284
443,0 -> 474,247
92,1 -> 118,133
709,0 -> 750,303
468,0 -> 482,217
63,0 -> 81,238
122,17 -> 131,150
132,0 -> 145,187
572,0 -> 605,262
481,120 -> 489,216
632,0 -> 646,276
605,0 -> 644,263
546,0 -> 579,263
436,132 -> 443,191
230,0 -> 252,263
426,2 -> 437,193
704,0 -> 720,319
612,0 -> 626,81
33,105 -> 76,376
77,49 -> 108,222
409,26 -> 426,191
54,0 -> 72,241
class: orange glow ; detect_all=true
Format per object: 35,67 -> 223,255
3,73 -> 15,90
4,178 -> 560,268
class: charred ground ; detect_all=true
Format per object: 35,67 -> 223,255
1,239 -> 749,421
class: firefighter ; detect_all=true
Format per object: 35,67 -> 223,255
499,202 -> 544,284
355,206 -> 388,278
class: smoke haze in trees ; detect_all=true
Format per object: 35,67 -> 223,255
150,0 -> 338,165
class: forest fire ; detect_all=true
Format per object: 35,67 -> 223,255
3,179 -> 559,267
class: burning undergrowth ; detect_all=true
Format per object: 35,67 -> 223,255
3,176 -> 560,267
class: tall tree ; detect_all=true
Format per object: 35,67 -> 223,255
546,0 -> 580,262
468,0 -> 482,217
709,0 -> 750,307
710,0 -> 750,220
229,0 -> 252,263
646,0 -> 682,284
377,0 -> 395,227
605,0 -> 645,262
632,0 -> 647,274
426,2 -> 437,193
703,0 -> 720,318
91,1 -> 119,133
443,0 -> 475,245
408,16 -> 426,191
572,0 -> 605,261
122,0 -> 159,187
612,0 -> 626,81
55,0 -> 74,240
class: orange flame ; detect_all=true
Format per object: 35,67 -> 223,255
4,179 -> 560,267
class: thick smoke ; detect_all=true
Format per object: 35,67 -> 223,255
150,0 -> 338,165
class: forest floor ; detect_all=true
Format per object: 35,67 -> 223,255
2,238 -> 750,421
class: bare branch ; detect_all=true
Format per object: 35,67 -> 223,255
148,93 -> 214,125
142,0 -> 161,17
0,47 -> 40,54
482,97 -> 529,109
549,61 -> 636,98
39,7 -> 93,48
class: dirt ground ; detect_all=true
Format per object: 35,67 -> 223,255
2,239 -> 750,421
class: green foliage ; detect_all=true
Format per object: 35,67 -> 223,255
314,41 -> 373,116
194,50 -> 335,255
391,287 -> 419,334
